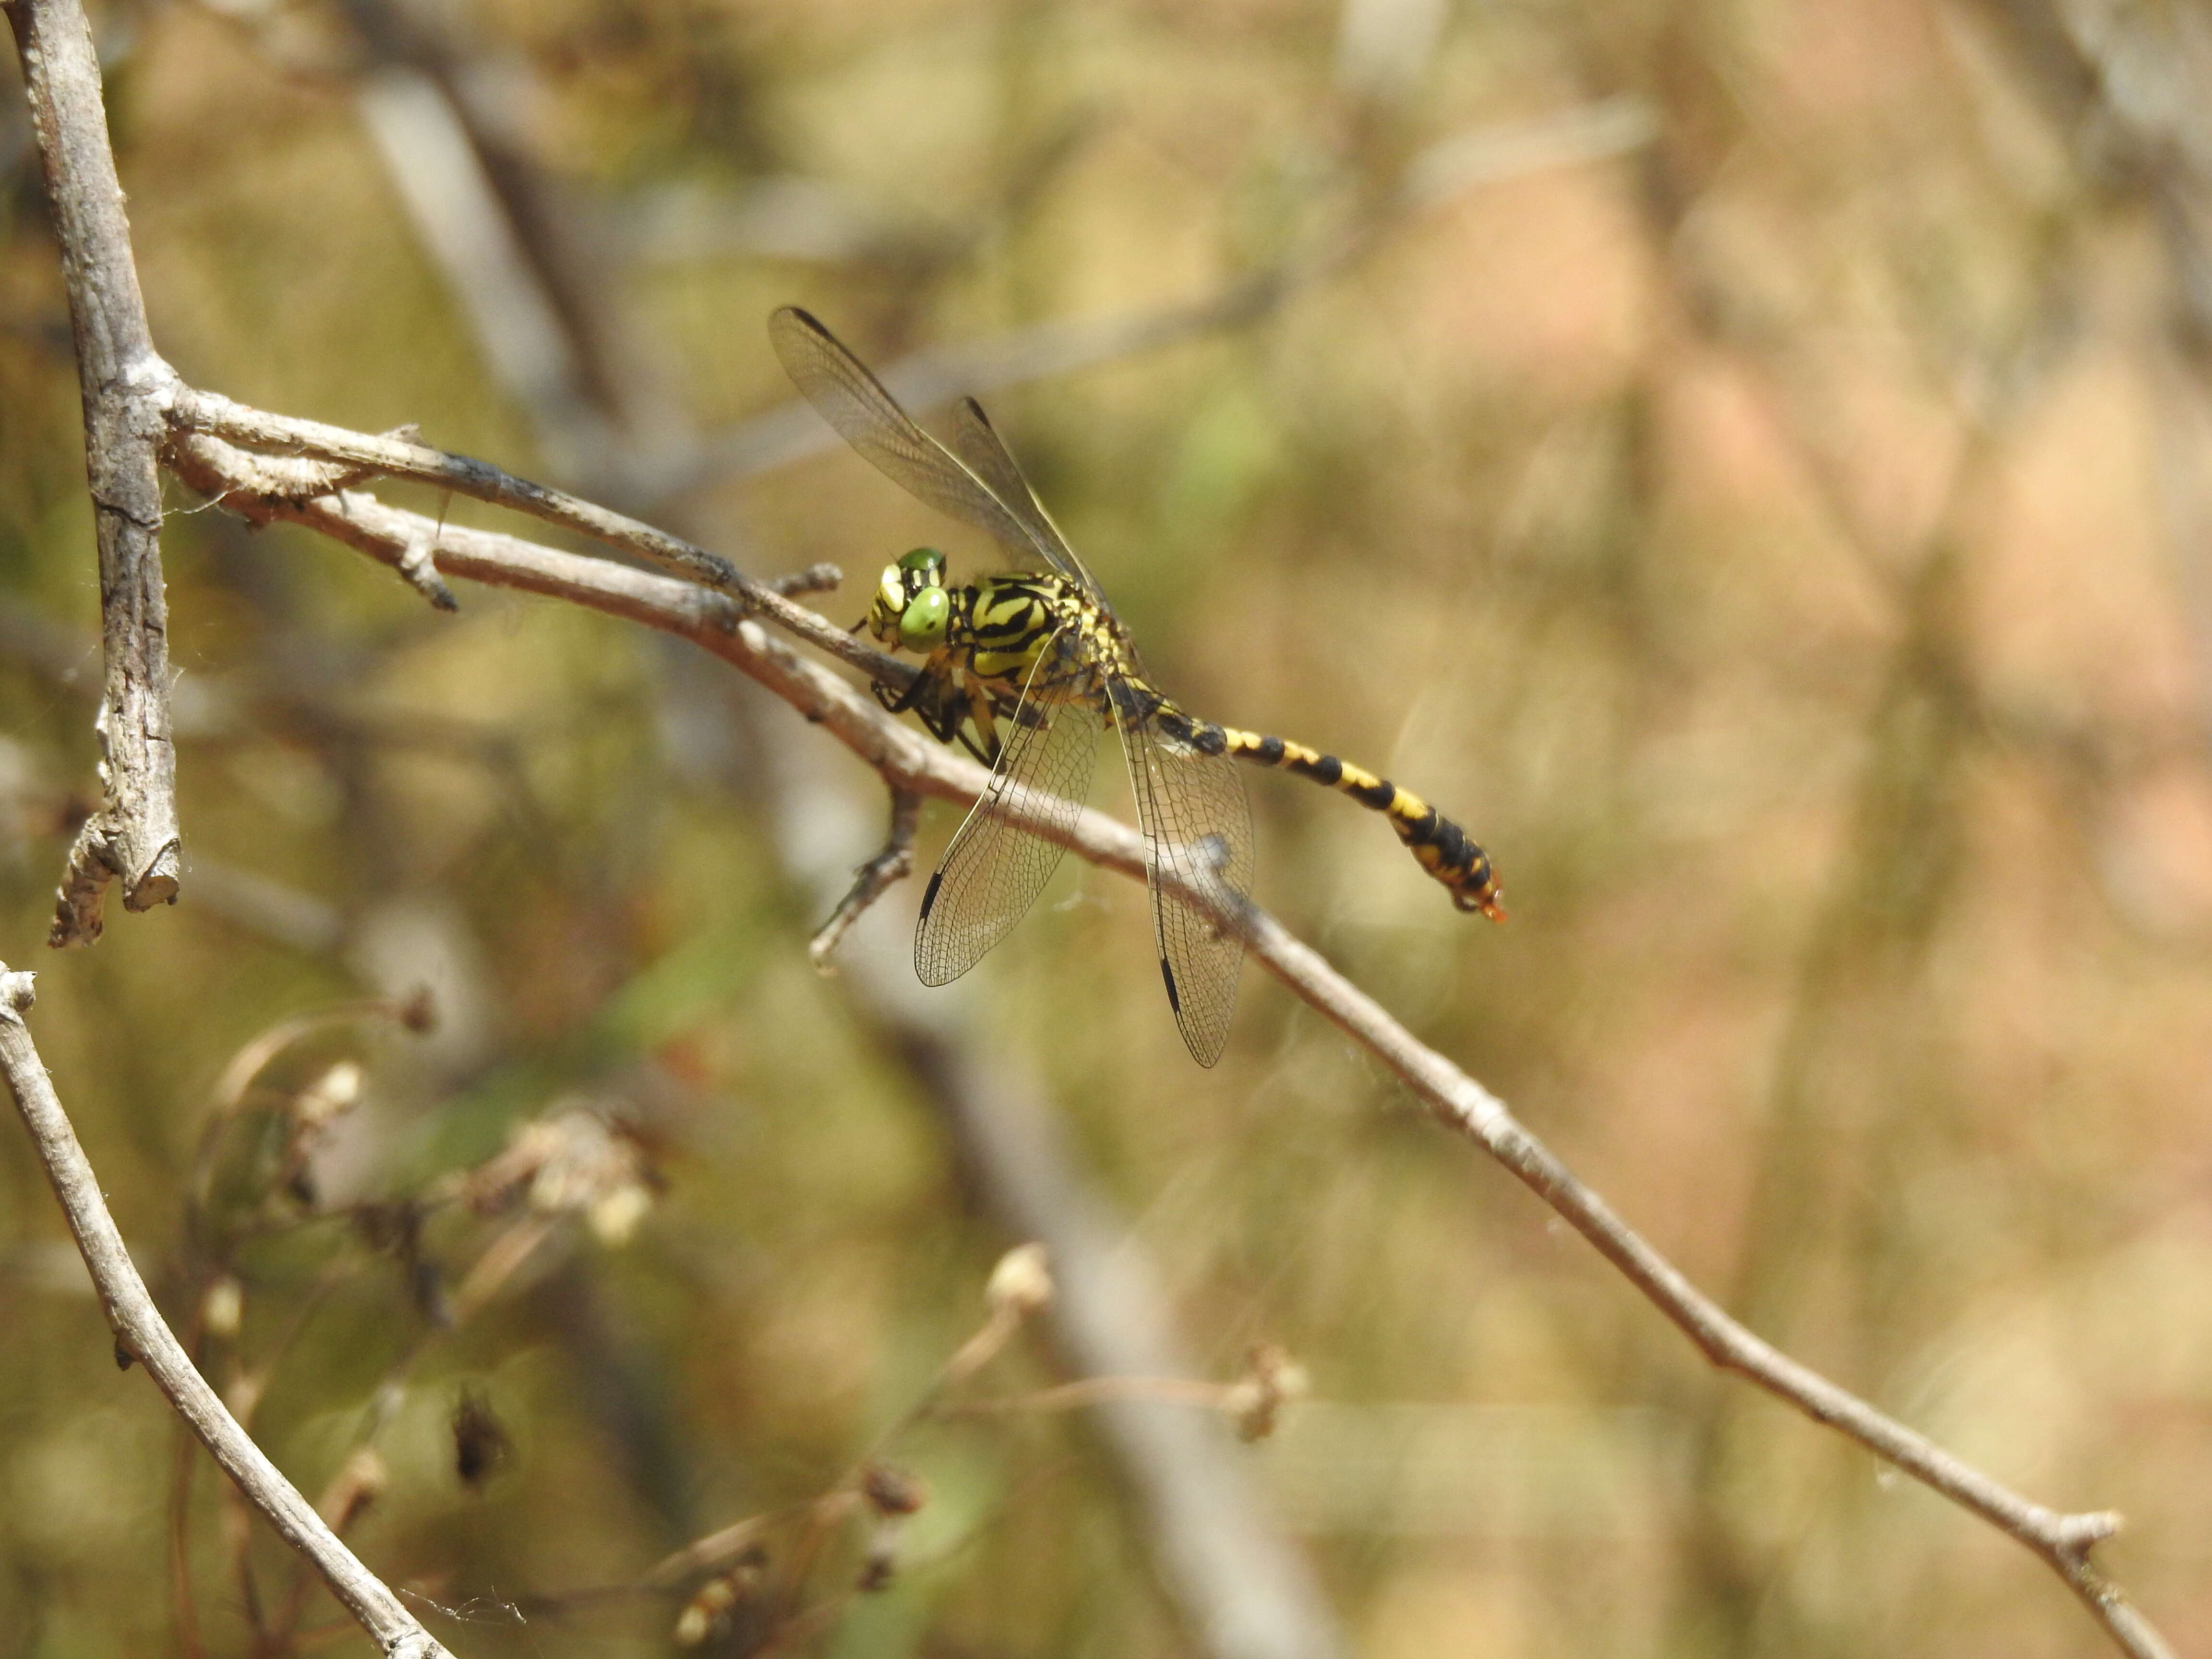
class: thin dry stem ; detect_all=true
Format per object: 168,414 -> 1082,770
0,966 -> 455,1659
808,789 -> 921,970
646,1511 -> 784,1591
937,1376 -> 1232,1416
766,562 -> 845,598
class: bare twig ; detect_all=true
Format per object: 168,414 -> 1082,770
645,1509 -> 785,1592
5,0 -> 182,943
158,424 -> 2173,1659
395,529 -> 459,611
1244,918 -> 2163,1657
168,394 -> 737,583
161,411 -> 897,689
807,790 -> 921,971
0,967 -> 456,1659
765,562 -> 843,599
936,1376 -> 1231,1415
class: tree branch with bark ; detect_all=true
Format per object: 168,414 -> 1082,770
5,0 -> 180,943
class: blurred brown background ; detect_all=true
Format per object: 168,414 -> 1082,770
4,0 -> 2212,1653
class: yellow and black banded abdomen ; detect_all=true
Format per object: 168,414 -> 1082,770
1217,727 -> 1505,920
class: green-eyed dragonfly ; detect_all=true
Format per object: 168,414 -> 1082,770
770,306 -> 1503,1066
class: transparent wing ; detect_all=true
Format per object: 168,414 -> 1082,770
1121,711 -> 1254,1067
947,397 -> 1105,600
769,307 -> 1069,574
916,641 -> 1103,986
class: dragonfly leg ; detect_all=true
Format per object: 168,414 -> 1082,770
877,677 -> 926,717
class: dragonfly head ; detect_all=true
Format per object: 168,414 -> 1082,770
866,547 -> 951,653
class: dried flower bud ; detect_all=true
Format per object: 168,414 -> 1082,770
847,1464 -> 928,1593
856,1538 -> 898,1594
1225,1343 -> 1309,1443
588,1183 -> 653,1246
397,985 -> 438,1033
291,1060 -> 363,1130
860,1462 -> 928,1518
451,1386 -> 510,1491
673,1575 -> 734,1647
460,1102 -> 658,1242
278,1061 -> 367,1210
672,1551 -> 764,1649
985,1242 -> 1052,1317
200,1274 -> 244,1340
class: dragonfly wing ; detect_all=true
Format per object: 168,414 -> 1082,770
947,397 -> 1107,601
769,307 -> 1041,557
1121,712 -> 1254,1067
915,640 -> 1103,986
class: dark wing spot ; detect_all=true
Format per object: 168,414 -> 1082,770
921,871 -> 944,921
1159,956 -> 1182,1013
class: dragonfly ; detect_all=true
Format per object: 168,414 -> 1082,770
770,306 -> 1503,1066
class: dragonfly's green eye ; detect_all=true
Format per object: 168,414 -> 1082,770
898,585 -> 950,651
897,546 -> 946,583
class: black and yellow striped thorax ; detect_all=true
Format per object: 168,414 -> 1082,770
942,574 -> 1135,700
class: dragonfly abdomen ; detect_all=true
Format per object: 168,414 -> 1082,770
1176,717 -> 1505,921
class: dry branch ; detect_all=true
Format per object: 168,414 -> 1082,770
808,790 -> 922,969
0,967 -> 455,1659
161,409 -> 2173,1659
5,0 -> 181,943
166,397 -> 893,685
